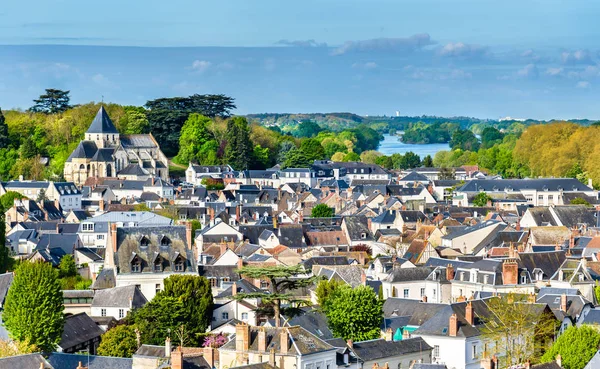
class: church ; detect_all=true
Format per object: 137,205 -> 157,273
64,107 -> 169,186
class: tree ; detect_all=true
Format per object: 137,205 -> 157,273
30,89 -> 72,114
277,141 -> 296,164
422,155 -> 434,167
36,189 -> 47,203
481,294 -> 558,367
400,151 -> 421,169
59,254 -> 77,278
97,325 -> 138,358
342,152 -> 360,162
311,204 -> 334,218
360,150 -> 382,164
294,121 -> 323,138
439,167 -> 455,180
481,126 -> 504,149
20,139 -> 37,159
0,191 -> 25,213
473,192 -> 493,207
570,197 -> 590,206
3,261 -> 64,352
132,295 -> 187,345
450,128 -> 480,151
234,264 -> 317,327
174,114 -> 217,165
122,108 -> 150,134
325,285 -> 383,341
252,145 -> 270,169
0,339 -> 37,358
225,117 -> 253,170
0,109 -> 9,149
283,149 -> 311,169
299,138 -> 325,162
541,325 -> 600,369
315,279 -> 345,312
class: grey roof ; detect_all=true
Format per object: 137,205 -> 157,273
59,313 -> 104,350
91,268 -> 116,290
400,171 -> 430,182
424,257 -> 473,269
459,178 -> 593,192
35,234 -> 81,255
215,279 -> 262,299
119,135 -> 158,149
119,164 -> 148,176
551,206 -> 598,227
0,353 -> 53,368
92,285 -> 147,309
285,308 -> 334,340
67,141 -> 98,161
0,273 -> 13,307
350,337 -> 431,362
343,215 -> 374,241
198,265 -> 241,281
302,256 -> 350,269
584,351 -> 600,369
48,352 -> 133,369
91,148 -> 116,162
441,220 -> 502,240
90,211 -> 173,225
385,266 -> 438,283
87,107 -> 119,134
412,365 -> 448,369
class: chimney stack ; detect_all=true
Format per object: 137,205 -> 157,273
269,348 -> 276,367
346,339 -> 353,349
446,264 -> 455,281
110,223 -> 118,253
186,221 -> 193,250
237,256 -> 244,270
449,313 -> 458,337
465,301 -> 474,325
502,259 -> 518,285
99,199 -> 105,212
231,282 -> 237,297
203,346 -> 215,368
235,323 -> 250,352
258,327 -> 267,351
220,243 -> 227,257
280,328 -> 289,354
171,346 -> 184,369
561,294 -> 568,313
165,337 -> 171,357
384,328 -> 393,341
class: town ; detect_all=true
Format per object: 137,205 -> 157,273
0,106 -> 597,369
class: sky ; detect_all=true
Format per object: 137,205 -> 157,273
1,0 -> 600,119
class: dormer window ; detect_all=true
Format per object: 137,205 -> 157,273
361,232 -> 367,239
140,236 -> 150,247
160,236 -> 171,247
174,255 -> 185,272
520,271 -> 527,284
153,255 -> 163,272
131,255 -> 142,273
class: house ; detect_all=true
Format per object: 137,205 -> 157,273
63,290 -> 95,316
400,167 -> 468,181
197,221 -> 243,253
381,266 -> 452,302
0,180 -> 83,211
58,312 -> 104,355
549,258 -> 596,300
186,163 -> 233,185
91,285 -> 147,321
64,107 -> 169,185
342,216 -> 375,247
335,337 -> 432,369
47,352 -> 134,369
441,220 -> 506,255
106,223 -> 198,300
218,324 -> 337,369
521,205 -> 598,228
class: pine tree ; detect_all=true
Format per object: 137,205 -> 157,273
0,109 -> 9,149
225,117 -> 253,170
3,261 -> 64,352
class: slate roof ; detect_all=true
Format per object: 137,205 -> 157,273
240,225 -> 275,244
400,171 -> 430,182
92,285 -> 147,309
412,364 -> 448,369
48,353 -> 133,369
119,134 -> 158,148
518,251 -> 566,280
91,148 -> 116,162
87,107 -> 119,134
91,268 -> 116,290
119,164 -> 148,176
59,313 -> 104,350
350,337 -> 431,362
67,141 -> 98,161
385,266 -> 437,283
552,206 -> 598,227
276,225 -> 305,248
343,215 -> 374,241
215,279 -> 262,299
441,220 -> 502,240
90,211 -> 173,225
302,256 -> 350,270
382,298 -> 447,322
0,353 -> 53,368
285,308 -> 334,340
458,178 -> 593,192
0,273 -> 13,307
198,265 -> 241,281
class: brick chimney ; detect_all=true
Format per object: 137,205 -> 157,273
480,353 -> 497,369
235,323 -> 250,352
280,328 -> 289,354
502,259 -> 518,285
237,256 -> 244,270
258,327 -> 267,351
561,294 -> 568,313
446,264 -> 455,280
231,282 -> 237,297
449,313 -> 458,337
361,271 -> 367,285
76,362 -> 87,369
384,328 -> 393,341
171,346 -> 184,369
421,295 -> 428,303
273,215 -> 278,229
236,205 -> 241,222
203,346 -> 215,368
220,243 -> 227,257
367,217 -> 372,231
346,339 -> 353,349
110,223 -> 118,253
465,301 -> 474,325
99,199 -> 105,212
186,221 -> 193,250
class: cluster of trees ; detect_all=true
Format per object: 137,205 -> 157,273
359,151 -> 433,171
401,122 -> 458,144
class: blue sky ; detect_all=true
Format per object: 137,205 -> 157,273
1,1 -> 600,119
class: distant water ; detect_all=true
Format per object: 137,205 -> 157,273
377,134 -> 450,157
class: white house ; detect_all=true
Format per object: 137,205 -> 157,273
90,285 -> 147,321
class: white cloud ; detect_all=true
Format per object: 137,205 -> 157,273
561,50 -> 593,65
352,61 -> 378,70
191,60 -> 212,73
438,42 -> 487,58
545,67 -> 563,76
517,64 -> 538,79
92,73 -> 113,87
332,33 -> 435,55
576,81 -> 591,89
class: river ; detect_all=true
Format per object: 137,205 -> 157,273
377,134 -> 450,157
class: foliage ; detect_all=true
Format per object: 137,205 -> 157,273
570,197 -> 590,206
201,177 -> 225,190
97,325 -> 138,358
59,254 -> 77,278
133,203 -> 151,212
234,264 -> 317,327
401,122 -> 456,144
0,109 -> 9,149
3,261 -> 64,352
132,295 -> 187,345
595,282 -> 600,305
203,333 -> 227,348
59,275 -> 92,290
0,339 -> 38,358
293,121 -> 323,138
482,294 -> 558,367
174,114 -> 218,165
0,191 -> 26,212
282,149 -> 311,169
311,204 -> 334,218
422,155 -> 434,167
450,128 -> 480,151
30,89 -> 72,114
225,117 -> 254,170
315,279 -> 345,312
480,126 -> 504,149
472,192 -> 493,207
325,285 -> 383,341
360,150 -> 382,164
541,325 -> 600,369
121,106 -> 150,134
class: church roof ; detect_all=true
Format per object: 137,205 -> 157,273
67,141 -> 98,162
91,148 -> 115,162
86,107 -> 119,134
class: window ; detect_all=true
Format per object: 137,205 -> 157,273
471,344 -> 477,359
155,284 -> 161,294
433,345 -> 440,358
241,312 -> 249,321
131,257 -> 141,273
153,259 -> 162,273
420,288 -> 425,297
210,278 -> 218,288
403,289 -> 409,298
174,256 -> 184,272
82,223 -> 94,231
222,312 -> 229,320
538,194 -> 544,201
119,309 -> 124,319
521,274 -> 527,284
483,275 -> 489,285
96,235 -> 104,240
101,309 -> 106,317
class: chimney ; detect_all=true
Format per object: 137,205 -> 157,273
457,295 -> 466,302
99,199 -> 105,212
367,217 -> 372,231
361,271 -> 367,285
502,259 -> 518,285
231,282 -> 237,297
556,355 -> 562,368
209,207 -> 215,222
421,295 -> 428,303
151,177 -> 155,186
258,327 -> 267,351
203,346 -> 215,368
280,328 -> 289,354
524,360 -> 531,369
465,301 -> 474,325
346,339 -> 353,349
561,294 -> 568,313
186,221 -> 193,250
236,205 -> 241,222
516,219 -> 521,231
235,323 -> 250,352
237,256 -> 244,270
110,223 -> 118,253
402,329 -> 410,340
269,348 -> 276,367
446,264 -> 455,280
76,362 -> 87,369
384,328 -> 393,341
165,337 -> 172,357
171,346 -> 184,369
220,243 -> 227,257
449,313 -> 458,337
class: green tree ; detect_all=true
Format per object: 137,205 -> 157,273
472,192 -> 493,207
311,204 -> 334,218
225,117 -> 253,170
122,108 -> 150,134
422,155 -> 434,167
174,114 -> 216,165
480,126 -> 504,149
0,109 -> 9,149
439,167 -> 455,180
277,141 -> 296,164
375,155 -> 393,169
343,152 -> 361,162
400,151 -> 421,169
294,121 -> 323,138
360,150 -> 382,164
59,254 -> 77,278
132,295 -> 187,345
570,197 -> 590,206
97,325 -> 139,358
299,138 -> 326,162
325,285 -> 383,341
541,325 -> 600,369
450,128 -> 480,151
30,89 -> 72,114
315,279 -> 345,312
0,191 -> 26,212
234,265 -> 316,327
20,139 -> 37,159
252,145 -> 270,169
36,189 -> 47,203
282,149 -> 311,169
3,261 -> 64,352
595,282 -> 600,305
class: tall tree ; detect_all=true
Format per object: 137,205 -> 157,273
450,128 -> 480,151
294,121 -> 323,138
174,114 -> 217,165
0,109 -> 8,149
325,285 -> 383,341
3,261 -> 64,352
315,278 -> 345,312
225,117 -> 253,170
234,264 -> 316,327
422,155 -> 434,167
30,89 -> 72,114
97,325 -> 139,358
540,325 -> 600,369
